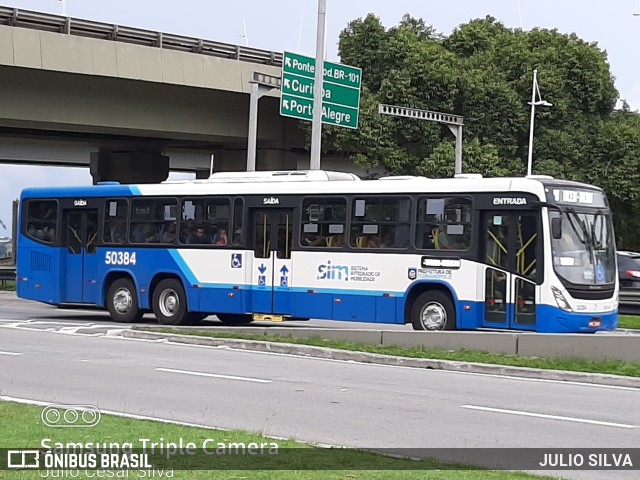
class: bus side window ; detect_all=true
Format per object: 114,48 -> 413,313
104,199 -> 127,244
26,200 -> 58,243
301,198 -> 346,249
351,197 -> 409,249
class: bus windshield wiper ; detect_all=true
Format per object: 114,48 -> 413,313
566,207 -> 595,266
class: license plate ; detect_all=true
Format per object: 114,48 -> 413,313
588,318 -> 601,328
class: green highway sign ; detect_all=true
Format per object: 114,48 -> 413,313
280,94 -> 358,128
280,51 -> 362,129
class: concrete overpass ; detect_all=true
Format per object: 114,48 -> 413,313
0,6 -> 357,183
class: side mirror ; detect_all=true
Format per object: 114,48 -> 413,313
551,217 -> 562,239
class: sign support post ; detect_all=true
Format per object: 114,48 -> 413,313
310,0 -> 327,171
378,104 -> 465,175
247,72 -> 281,171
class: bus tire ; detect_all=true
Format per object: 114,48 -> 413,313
217,313 -> 253,326
106,278 -> 143,323
411,290 -> 456,331
152,279 -> 189,326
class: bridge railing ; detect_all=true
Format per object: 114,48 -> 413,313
0,6 -> 283,66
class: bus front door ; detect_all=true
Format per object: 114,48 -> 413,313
482,211 -> 539,330
62,209 -> 99,303
249,209 -> 294,318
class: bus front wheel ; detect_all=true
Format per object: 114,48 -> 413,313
152,279 -> 189,326
107,278 -> 143,323
410,291 -> 456,331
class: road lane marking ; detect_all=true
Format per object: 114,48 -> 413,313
449,370 -> 640,391
462,405 -> 636,429
0,350 -> 21,356
106,337 -> 640,391
155,367 -> 272,384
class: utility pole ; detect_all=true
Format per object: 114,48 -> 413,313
309,0 -> 327,170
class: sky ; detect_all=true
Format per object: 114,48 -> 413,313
1,0 -> 640,233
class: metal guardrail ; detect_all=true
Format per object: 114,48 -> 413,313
0,266 -> 15,282
619,289 -> 640,316
0,6 -> 283,66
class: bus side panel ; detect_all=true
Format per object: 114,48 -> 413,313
292,291 -> 333,319
332,292 -> 376,322
455,300 -> 483,329
16,240 -> 61,304
198,287 -> 245,314
167,249 -> 249,314
375,296 -> 399,323
96,249 -> 195,311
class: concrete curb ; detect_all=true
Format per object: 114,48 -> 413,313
122,330 -> 640,389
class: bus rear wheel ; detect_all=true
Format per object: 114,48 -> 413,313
217,314 -> 253,326
107,278 -> 143,323
411,291 -> 456,331
152,279 -> 190,326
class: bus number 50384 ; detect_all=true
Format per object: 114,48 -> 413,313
105,251 -> 137,266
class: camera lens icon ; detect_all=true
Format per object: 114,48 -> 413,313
41,404 -> 101,428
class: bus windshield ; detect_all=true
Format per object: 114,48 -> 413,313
550,209 -> 616,286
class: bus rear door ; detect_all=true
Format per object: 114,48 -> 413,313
249,208 -> 294,318
481,211 -> 539,330
62,209 -> 99,303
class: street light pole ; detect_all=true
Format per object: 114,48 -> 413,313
309,0 -> 327,170
526,69 -> 552,177
526,69 -> 538,177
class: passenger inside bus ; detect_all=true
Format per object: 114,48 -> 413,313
111,222 -> 126,243
381,231 -> 395,248
327,234 -> 345,248
161,223 -> 177,243
142,223 -> 159,243
187,226 -> 210,244
366,236 -> 381,248
215,228 -> 228,246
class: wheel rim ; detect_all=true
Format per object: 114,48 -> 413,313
113,288 -> 132,314
158,289 -> 180,318
420,301 -> 447,330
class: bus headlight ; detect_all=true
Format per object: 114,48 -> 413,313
551,286 -> 573,312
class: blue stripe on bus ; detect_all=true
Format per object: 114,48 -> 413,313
167,250 -> 199,285
21,185 -> 140,198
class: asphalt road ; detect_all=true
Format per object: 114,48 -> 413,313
1,292 -> 640,479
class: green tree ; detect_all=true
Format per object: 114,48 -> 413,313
318,13 -> 640,248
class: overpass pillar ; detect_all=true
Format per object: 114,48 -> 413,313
90,150 -> 170,184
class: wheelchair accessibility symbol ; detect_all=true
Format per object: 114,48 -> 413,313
231,254 -> 242,269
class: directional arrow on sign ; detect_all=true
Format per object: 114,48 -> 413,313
258,263 -> 267,274
280,265 -> 289,275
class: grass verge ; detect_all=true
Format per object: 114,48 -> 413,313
0,280 -> 15,291
618,315 -> 640,329
140,327 -> 640,378
0,401 -> 552,479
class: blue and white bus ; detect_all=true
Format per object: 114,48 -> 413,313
17,170 -> 618,332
